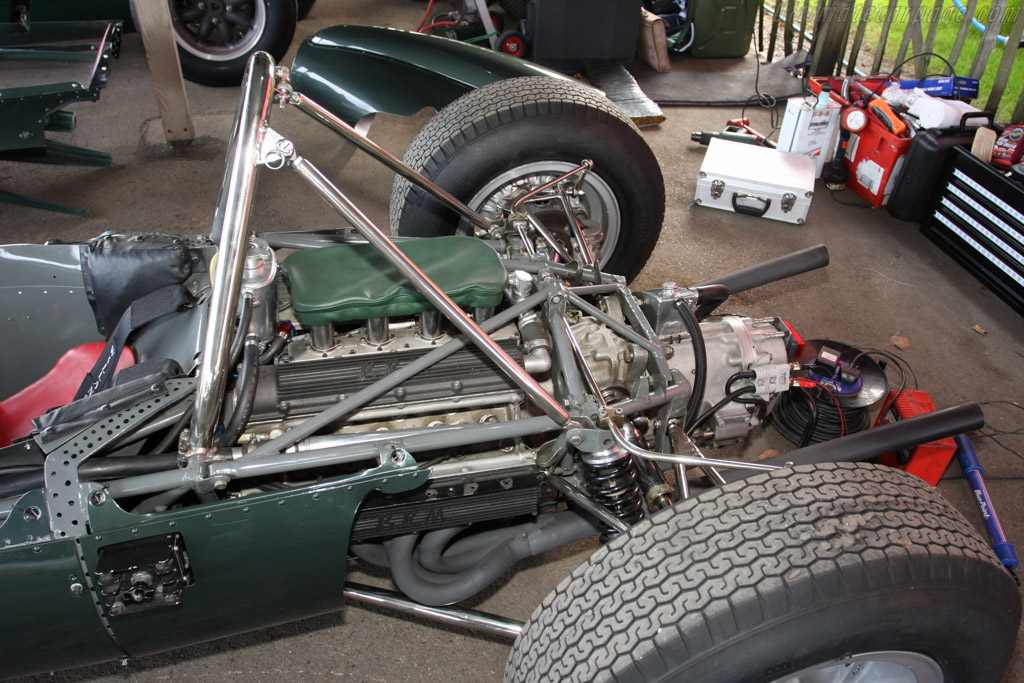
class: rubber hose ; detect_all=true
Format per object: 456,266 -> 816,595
148,404 -> 193,456
227,293 -> 254,371
675,300 -> 707,432
222,335 -> 260,447
0,453 -> 179,501
383,512 -> 601,606
693,284 -> 730,321
259,334 -> 288,365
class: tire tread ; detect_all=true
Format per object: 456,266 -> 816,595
389,77 -> 664,281
505,463 -> 1020,683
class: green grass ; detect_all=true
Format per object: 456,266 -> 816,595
768,0 -> 1024,121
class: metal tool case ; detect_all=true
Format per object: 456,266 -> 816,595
695,138 -> 816,224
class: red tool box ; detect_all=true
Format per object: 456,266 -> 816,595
809,76 -> 913,207
879,390 -> 959,485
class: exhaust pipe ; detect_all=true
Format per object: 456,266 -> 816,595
721,402 -> 985,482
699,245 -> 830,295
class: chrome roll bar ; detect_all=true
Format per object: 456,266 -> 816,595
187,51 -> 276,454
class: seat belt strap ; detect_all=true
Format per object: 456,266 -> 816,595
74,284 -> 192,400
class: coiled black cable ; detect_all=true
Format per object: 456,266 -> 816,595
771,386 -> 870,446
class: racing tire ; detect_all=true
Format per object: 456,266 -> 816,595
163,0 -> 297,86
506,462 -> 1022,683
390,77 -> 664,283
498,0 -> 528,21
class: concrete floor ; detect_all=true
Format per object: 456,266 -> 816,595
2,1 -> 1023,680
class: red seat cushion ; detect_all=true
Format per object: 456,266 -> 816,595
0,342 -> 135,447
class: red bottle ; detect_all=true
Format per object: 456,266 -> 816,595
992,123 -> 1024,166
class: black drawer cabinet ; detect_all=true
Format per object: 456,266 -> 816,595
922,147 -> 1024,315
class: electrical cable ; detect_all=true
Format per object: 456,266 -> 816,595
848,349 -> 910,429
686,386 -> 757,436
804,379 -> 846,436
972,400 -> 1024,462
771,383 -> 870,446
464,32 -> 496,44
796,388 -> 819,447
416,0 -> 435,32
741,0 -> 785,147
420,20 -> 457,33
725,371 -> 769,412
865,52 -> 961,99
830,189 -> 875,208
740,53 -> 782,145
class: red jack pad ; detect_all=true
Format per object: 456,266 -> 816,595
879,390 -> 959,486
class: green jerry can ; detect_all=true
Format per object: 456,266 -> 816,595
689,0 -> 760,58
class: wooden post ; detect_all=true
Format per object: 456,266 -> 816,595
847,0 -> 874,75
133,0 -> 195,144
969,0 -> 1008,80
949,0 -> 978,67
985,0 -> 1024,112
871,0 -> 900,74
811,0 -> 856,76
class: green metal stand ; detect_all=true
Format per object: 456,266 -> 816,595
0,189 -> 89,217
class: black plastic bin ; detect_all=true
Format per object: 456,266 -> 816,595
526,0 -> 642,73
888,112 -> 994,223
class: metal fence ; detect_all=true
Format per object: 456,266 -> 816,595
759,0 -> 1024,121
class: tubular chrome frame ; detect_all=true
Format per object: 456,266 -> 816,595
187,52 -> 276,454
54,50 -> 787,516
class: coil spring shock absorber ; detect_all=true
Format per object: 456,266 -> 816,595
581,444 -> 645,526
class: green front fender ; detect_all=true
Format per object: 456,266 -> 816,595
0,457 -> 428,677
290,24 -> 570,125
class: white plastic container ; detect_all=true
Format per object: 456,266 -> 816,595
695,138 -> 816,225
777,95 -> 841,178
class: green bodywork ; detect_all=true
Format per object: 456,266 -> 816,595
0,457 -> 428,677
290,24 -> 569,125
0,21 -> 119,155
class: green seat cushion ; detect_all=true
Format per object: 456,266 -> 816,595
281,236 -> 506,326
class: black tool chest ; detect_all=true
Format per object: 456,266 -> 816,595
922,146 -> 1024,315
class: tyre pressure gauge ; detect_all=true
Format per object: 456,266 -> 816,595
843,107 -> 868,132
